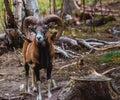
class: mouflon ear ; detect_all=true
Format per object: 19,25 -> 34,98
50,32 -> 57,41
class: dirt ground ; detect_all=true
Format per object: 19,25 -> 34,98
0,49 -> 120,100
0,1 -> 120,100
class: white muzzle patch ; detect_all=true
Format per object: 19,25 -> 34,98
36,31 -> 44,42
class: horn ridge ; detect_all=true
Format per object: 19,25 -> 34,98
41,14 -> 63,40
23,16 -> 39,35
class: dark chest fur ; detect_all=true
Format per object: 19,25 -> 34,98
37,41 -> 52,68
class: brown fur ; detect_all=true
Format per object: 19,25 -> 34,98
22,15 -> 63,98
22,32 -> 55,65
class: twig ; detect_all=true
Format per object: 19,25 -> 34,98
0,73 -> 6,76
85,38 -> 110,45
57,62 -> 77,73
41,86 -> 62,94
9,96 -> 24,100
0,79 -> 5,82
93,43 -> 120,51
102,66 -> 120,75
20,92 -> 34,96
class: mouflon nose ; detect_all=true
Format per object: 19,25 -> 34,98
36,31 -> 43,42
37,36 -> 41,41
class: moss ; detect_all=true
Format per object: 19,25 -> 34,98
95,51 -> 120,63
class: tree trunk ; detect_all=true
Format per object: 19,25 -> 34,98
49,0 -> 56,14
13,0 -> 22,28
4,0 -> 17,28
53,0 -> 56,14
25,0 -> 40,18
2,0 -> 40,49
62,0 -> 77,16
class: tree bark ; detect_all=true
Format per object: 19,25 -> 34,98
4,0 -> 17,28
53,0 -> 56,14
13,0 -> 22,27
25,0 -> 40,18
58,81 -> 112,100
57,71 -> 112,100
62,0 -> 77,17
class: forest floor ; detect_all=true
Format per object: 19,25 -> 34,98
0,1 -> 120,100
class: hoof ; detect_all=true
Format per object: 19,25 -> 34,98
25,87 -> 30,93
33,87 -> 37,92
37,94 -> 42,100
48,92 -> 52,98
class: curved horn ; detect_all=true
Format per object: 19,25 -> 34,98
23,16 -> 39,35
41,14 -> 63,40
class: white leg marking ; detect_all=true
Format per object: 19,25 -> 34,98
36,81 -> 42,100
48,79 -> 52,98
25,76 -> 30,93
52,79 -> 57,88
32,69 -> 37,92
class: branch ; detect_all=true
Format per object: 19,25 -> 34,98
76,38 -> 120,51
57,62 -> 77,73
85,38 -> 110,45
54,45 -> 69,58
102,66 -> 120,75
0,79 -> 5,82
59,36 -> 78,46
93,43 -> 120,51
56,58 -> 83,73
76,38 -> 93,49
0,73 -> 6,76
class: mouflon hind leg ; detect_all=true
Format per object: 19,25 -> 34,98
47,64 -> 52,98
52,79 -> 57,88
24,63 -> 30,93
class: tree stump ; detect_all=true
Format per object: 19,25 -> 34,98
57,68 -> 112,100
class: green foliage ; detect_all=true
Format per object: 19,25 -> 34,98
85,0 -> 95,3
97,51 -> 120,63
38,0 -> 62,14
38,0 -> 49,14
0,0 -> 4,10
0,0 -> 4,15
56,0 -> 62,8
